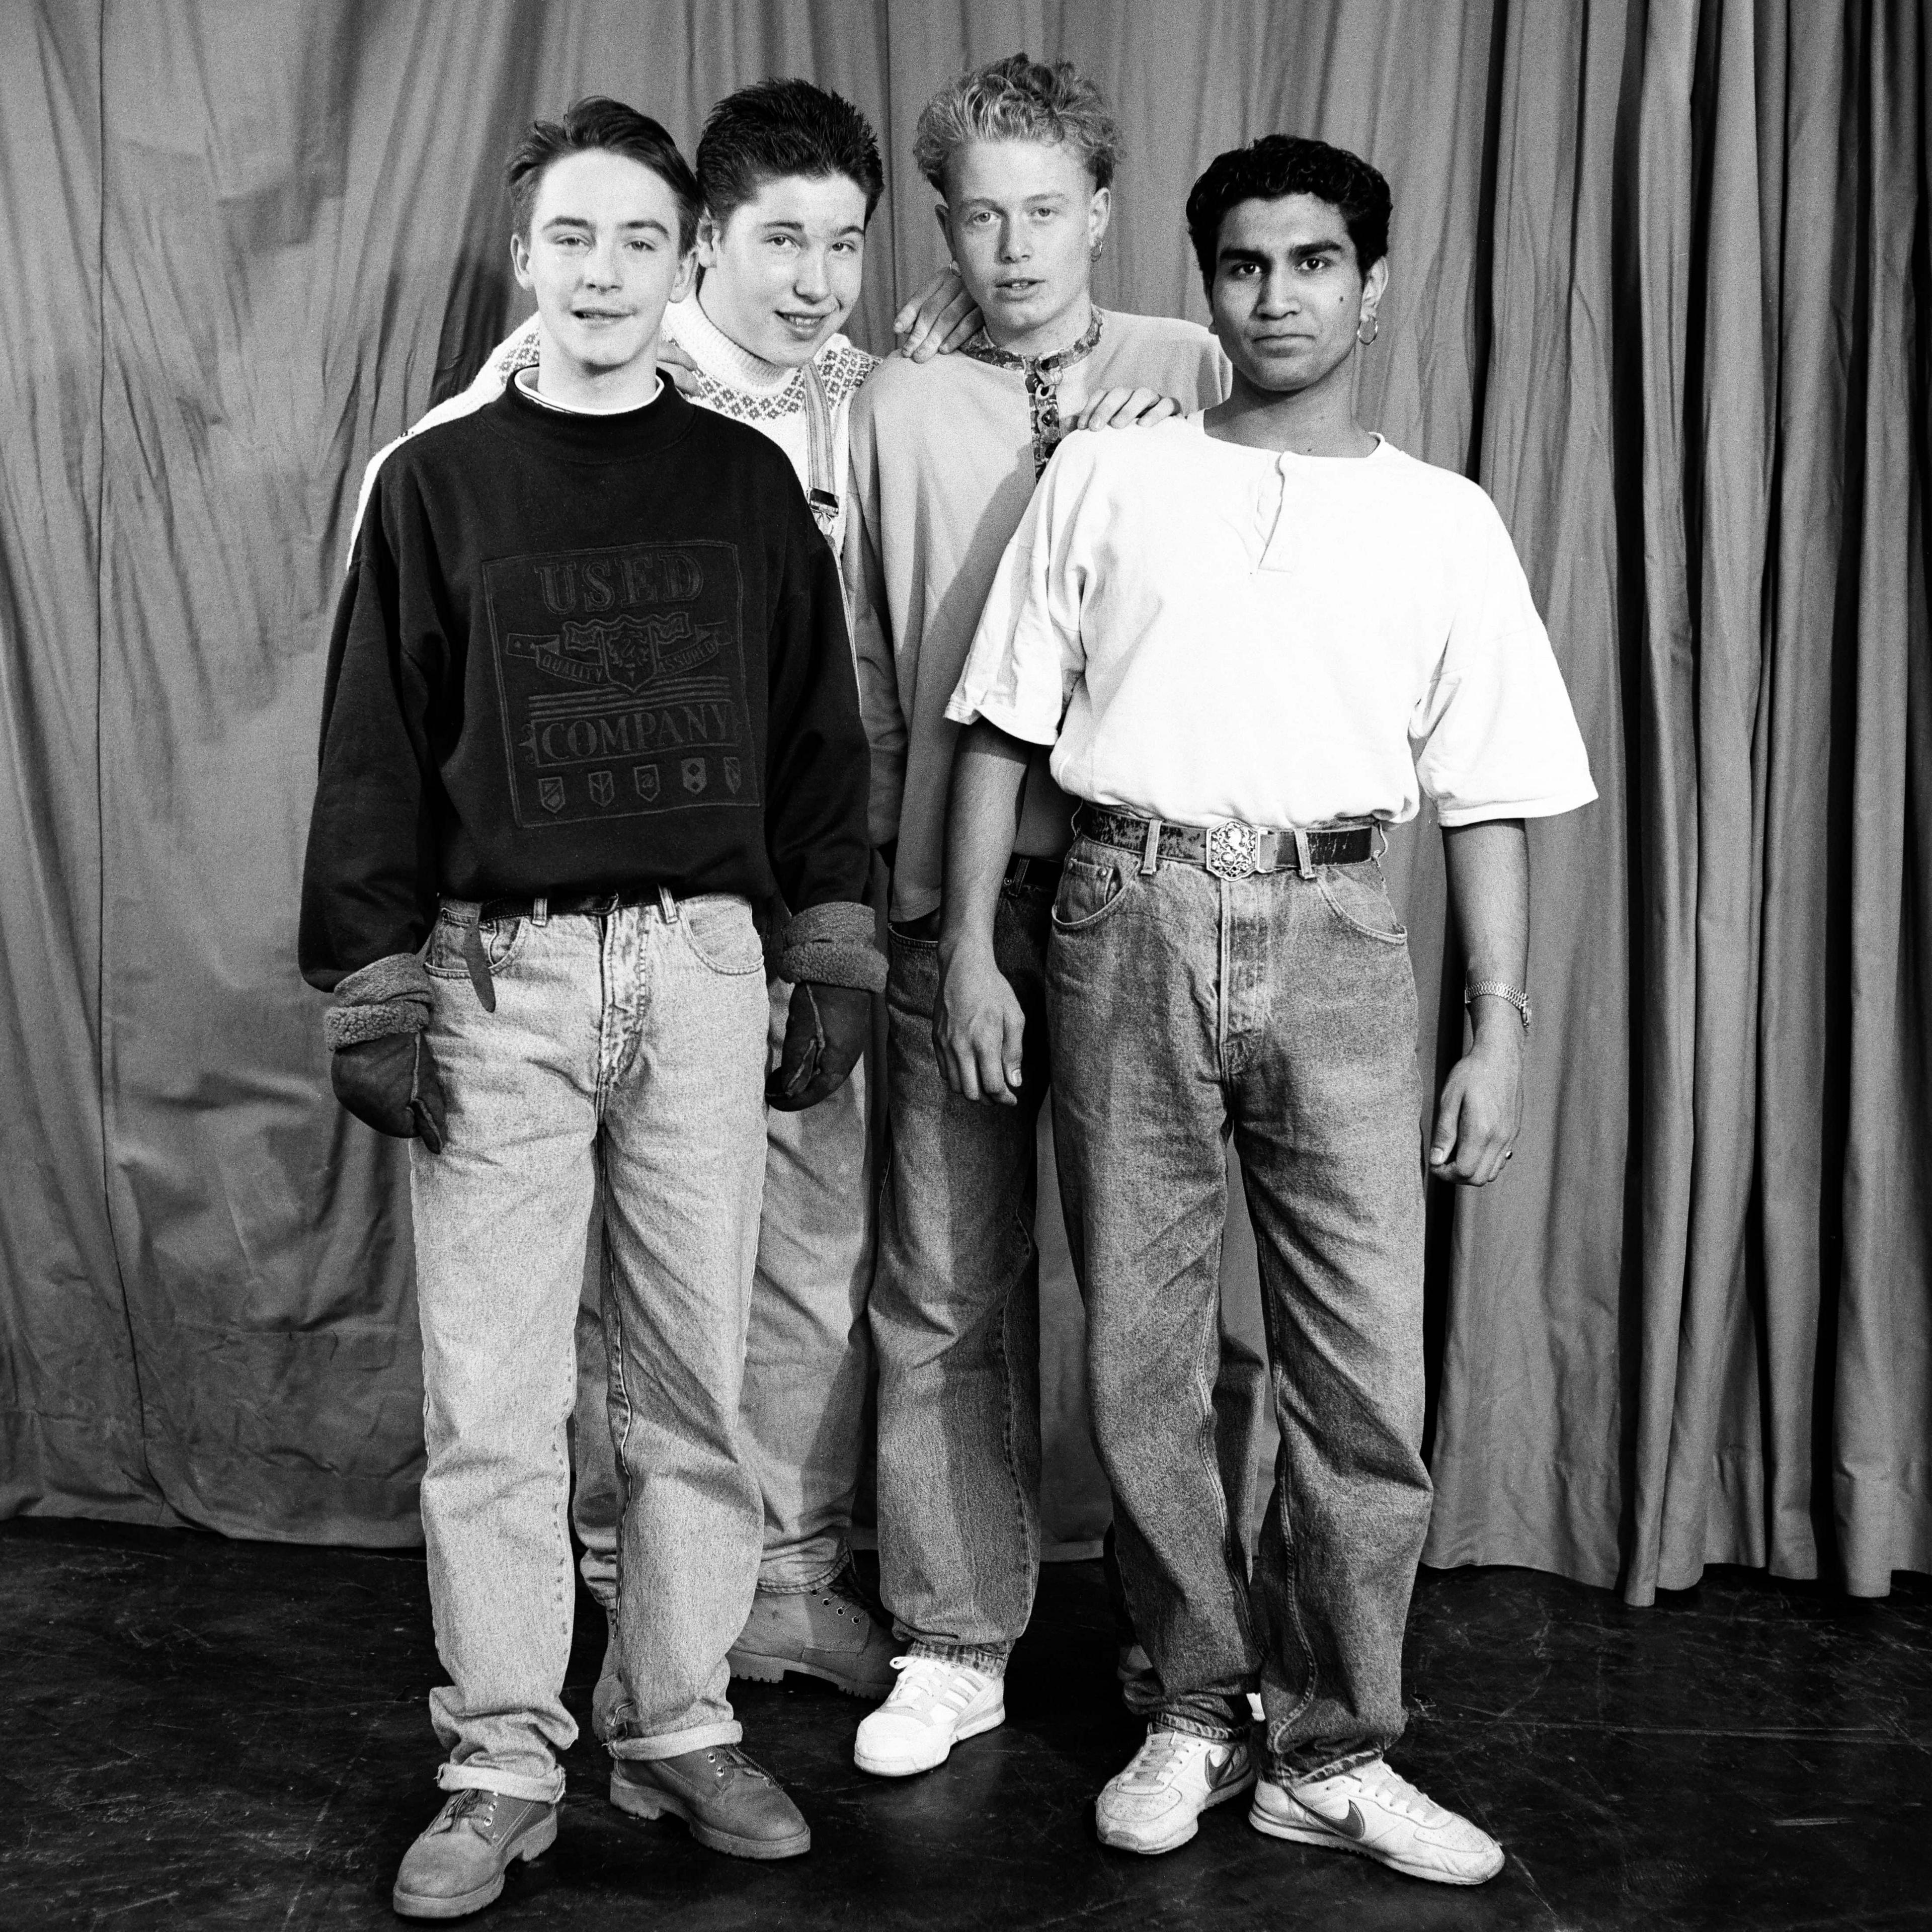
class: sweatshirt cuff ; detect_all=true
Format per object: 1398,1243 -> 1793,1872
777,902 -> 886,994
322,952 -> 434,1051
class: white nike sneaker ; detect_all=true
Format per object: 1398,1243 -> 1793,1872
1095,1728 -> 1258,1855
852,1654 -> 1004,1777
1249,1757 -> 1504,1885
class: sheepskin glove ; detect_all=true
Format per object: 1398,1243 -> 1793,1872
322,952 -> 445,1152
775,901 -> 886,995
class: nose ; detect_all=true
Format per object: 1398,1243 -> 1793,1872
996,216 -> 1029,263
582,236 -> 621,289
1256,266 -> 1297,315
792,246 -> 830,302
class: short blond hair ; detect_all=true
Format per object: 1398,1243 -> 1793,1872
912,53 -> 1119,197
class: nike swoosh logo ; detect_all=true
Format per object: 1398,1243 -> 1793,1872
1331,1801 -> 1369,1840
1205,1748 -> 1248,1790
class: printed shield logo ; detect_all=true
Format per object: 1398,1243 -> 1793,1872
682,758 -> 707,795
539,776 -> 566,814
723,757 -> 742,794
633,766 -> 660,801
589,770 -> 615,808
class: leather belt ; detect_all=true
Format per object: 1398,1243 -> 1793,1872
1074,806 -> 1375,880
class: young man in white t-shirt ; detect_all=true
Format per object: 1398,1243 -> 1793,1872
942,136 -> 1595,1879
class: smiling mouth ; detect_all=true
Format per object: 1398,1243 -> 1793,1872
777,310 -> 832,330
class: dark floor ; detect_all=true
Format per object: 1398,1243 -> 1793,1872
2,1521 -> 1927,1932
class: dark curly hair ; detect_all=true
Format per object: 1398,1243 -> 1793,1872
1184,135 -> 1391,292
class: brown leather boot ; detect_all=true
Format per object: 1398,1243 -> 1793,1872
391,1788 -> 556,1919
609,1743 -> 810,1860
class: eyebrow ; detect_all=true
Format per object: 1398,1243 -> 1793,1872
758,218 -> 867,237
540,215 -> 671,236
1217,239 -> 1346,266
957,192 -> 1071,210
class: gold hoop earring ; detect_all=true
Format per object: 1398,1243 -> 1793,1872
1356,312 -> 1380,347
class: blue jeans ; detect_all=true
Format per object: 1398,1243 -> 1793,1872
1047,834 -> 1432,1781
412,893 -> 769,1801
571,970 -> 876,1613
870,878 -> 1271,1670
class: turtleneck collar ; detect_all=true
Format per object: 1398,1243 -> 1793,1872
676,290 -> 804,398
493,365 -> 697,461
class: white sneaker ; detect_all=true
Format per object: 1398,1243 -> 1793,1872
852,1654 -> 1004,1777
1095,1728 -> 1257,1855
1249,1757 -> 1505,1885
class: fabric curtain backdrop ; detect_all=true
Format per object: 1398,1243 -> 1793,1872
1,0 -> 1924,1599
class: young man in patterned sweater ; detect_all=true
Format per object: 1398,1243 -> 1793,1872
370,80 -> 975,1714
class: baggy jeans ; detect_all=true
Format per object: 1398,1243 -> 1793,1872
870,876 -> 1271,1669
570,968 -> 875,1608
1046,835 -> 1434,1781
411,894 -> 769,1802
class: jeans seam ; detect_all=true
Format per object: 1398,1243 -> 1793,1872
1255,1282 -> 1319,1745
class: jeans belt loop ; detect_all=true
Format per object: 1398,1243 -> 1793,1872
531,894 -> 548,927
657,884 -> 679,925
1293,829 -> 1315,880
1139,816 -> 1163,876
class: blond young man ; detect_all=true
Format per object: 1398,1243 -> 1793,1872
847,54 -> 1270,1779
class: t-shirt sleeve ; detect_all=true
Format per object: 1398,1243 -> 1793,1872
1411,493 -> 1598,824
944,437 -> 1092,746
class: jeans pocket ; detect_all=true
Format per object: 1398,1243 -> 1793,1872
424,910 -> 527,978
681,894 -> 764,974
1051,851 -> 1129,931
1316,863 -> 1408,944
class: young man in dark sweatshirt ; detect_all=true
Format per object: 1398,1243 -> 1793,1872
299,99 -> 879,1916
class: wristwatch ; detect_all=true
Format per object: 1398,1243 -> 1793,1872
1465,980 -> 1532,1035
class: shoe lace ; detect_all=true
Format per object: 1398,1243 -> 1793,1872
884,1654 -> 987,1715
1340,1758 -> 1432,1823
435,1789 -> 502,1836
702,1745 -> 775,1789
1117,1728 -> 1201,1791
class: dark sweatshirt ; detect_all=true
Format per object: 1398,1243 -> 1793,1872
299,375 -> 870,990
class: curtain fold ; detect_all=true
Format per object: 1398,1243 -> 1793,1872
0,0 -> 1924,1595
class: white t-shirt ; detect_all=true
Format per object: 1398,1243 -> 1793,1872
945,416 -> 1596,830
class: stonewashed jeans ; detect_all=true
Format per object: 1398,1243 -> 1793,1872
571,969 -> 875,1614
412,893 -> 769,1802
870,876 -> 1270,1669
1046,833 -> 1434,1782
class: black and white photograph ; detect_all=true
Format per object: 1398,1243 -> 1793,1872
0,3 -> 1926,1927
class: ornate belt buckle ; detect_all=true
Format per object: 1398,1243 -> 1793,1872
1204,821 -> 1260,880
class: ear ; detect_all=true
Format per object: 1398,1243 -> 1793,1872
932,199 -> 957,260
1086,183 -> 1113,252
1361,255 -> 1390,311
695,212 -> 724,272
670,246 -> 699,305
510,231 -> 533,293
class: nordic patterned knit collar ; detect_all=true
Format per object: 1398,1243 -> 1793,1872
960,306 -> 1105,374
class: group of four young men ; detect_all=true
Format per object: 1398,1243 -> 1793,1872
300,52 -> 1593,1922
